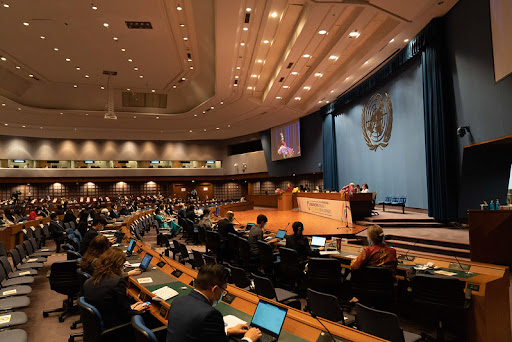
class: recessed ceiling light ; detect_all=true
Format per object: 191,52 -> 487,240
190,130 -> 193,132
139,75 -> 143,78
74,128 -> 77,131
271,12 -> 278,18
345,77 -> 350,80
3,3 -> 9,7
40,126 -> 43,129
23,22 -> 29,26
53,48 -> 59,51
246,7 -> 251,11
180,24 -> 185,27
177,6 -> 182,10
216,127 -> 220,130
247,86 -> 253,90
152,89 -> 155,92
15,66 -> 20,69
22,125 -> 26,128
263,40 -> 269,44
318,101 -> 323,103
243,27 -> 248,31
28,74 -> 34,77
303,86 -> 311,90
282,85 -> 289,88
100,86 -> 105,89
194,114 -> 197,117
303,54 -> 311,58
389,38 -> 395,43
202,110 -> 206,114
65,58 -> 71,62
103,23 -> 109,27
236,66 -> 241,70
60,112 -> 63,114
291,71 -> 298,75
364,60 -> 369,65
220,101 -> 224,104
1,103 -> 4,106
4,123 -> 7,126
113,37 -> 118,41
73,85 -> 78,88
404,39 -> 409,42
294,97 -> 301,100
0,57 -> 6,61
76,67 -> 80,70
210,106 -> 214,109
183,37 -> 188,40
276,96 -> 282,99
314,73 -> 323,77
85,113 -> 89,116
128,58 -> 132,62
235,75 -> 239,78
251,74 -> 258,78
330,90 -> 334,93
190,66 -> 193,69
318,29 -> 327,35
257,59 -> 263,63
173,85 -> 177,88
134,67 -> 138,71
17,107 -> 21,110
181,77 -> 186,80
234,84 -> 238,86
156,116 -> 159,119
40,36 -> 45,39
127,88 -> 130,91
85,75 -> 89,78
121,48 -> 126,52
349,31 -> 360,38
326,101 -> 329,103
240,42 -> 245,46
188,58 -> 192,62
228,124 -> 231,127
92,5 -> 98,10
328,55 -> 338,60
133,116 -> 136,118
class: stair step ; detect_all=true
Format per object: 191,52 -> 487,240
386,240 -> 470,258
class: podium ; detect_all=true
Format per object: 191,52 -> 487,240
277,192 -> 293,211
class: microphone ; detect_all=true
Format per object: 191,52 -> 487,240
401,239 -> 418,262
156,250 -> 184,278
454,255 -> 469,274
311,313 -> 336,342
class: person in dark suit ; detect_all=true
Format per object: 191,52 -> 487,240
49,213 -> 66,252
166,264 -> 261,342
119,205 -> 130,216
83,248 -> 148,337
285,221 -> 321,262
62,210 -> 76,225
217,211 -> 236,241
80,215 -> 108,255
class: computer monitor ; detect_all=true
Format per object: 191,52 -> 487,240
215,207 -> 220,217
250,300 -> 288,338
139,253 -> 153,271
127,238 -> 136,254
311,236 -> 327,247
275,229 -> 287,239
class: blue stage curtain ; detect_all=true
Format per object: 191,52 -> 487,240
322,112 -> 338,191
421,19 -> 458,221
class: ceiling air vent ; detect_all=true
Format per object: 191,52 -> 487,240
103,70 -> 117,76
279,77 -> 284,82
287,63 -> 293,69
125,21 -> 153,29
244,13 -> 251,23
122,92 -> 167,108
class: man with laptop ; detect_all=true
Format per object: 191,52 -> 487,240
166,264 -> 262,342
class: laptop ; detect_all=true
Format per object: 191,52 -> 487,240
233,300 -> 288,342
139,253 -> 153,272
246,223 -> 255,231
311,236 -> 327,250
275,229 -> 287,240
126,238 -> 136,256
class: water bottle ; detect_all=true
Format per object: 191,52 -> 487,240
490,200 -> 495,210
496,199 -> 500,210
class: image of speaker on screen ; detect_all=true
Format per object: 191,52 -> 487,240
271,120 -> 301,161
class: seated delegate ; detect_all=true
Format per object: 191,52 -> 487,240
350,225 -> 397,273
285,221 -> 322,262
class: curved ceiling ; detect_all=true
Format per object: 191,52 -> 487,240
0,0 -> 457,140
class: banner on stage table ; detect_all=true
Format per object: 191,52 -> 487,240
297,197 -> 352,225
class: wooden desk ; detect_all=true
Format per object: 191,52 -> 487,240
120,211 -> 385,342
277,193 -> 293,211
0,217 -> 53,250
246,195 -> 278,207
329,243 -> 511,342
218,201 -> 254,217
295,193 -> 374,221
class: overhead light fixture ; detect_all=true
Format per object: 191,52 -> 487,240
204,129 -> 206,132
389,38 -> 395,43
282,85 -> 289,88
203,111 -> 206,113
326,101 -> 329,103
303,86 -> 311,90
3,3 -> 9,7
240,42 -> 245,46
257,59 -> 263,63
128,58 -> 132,62
133,116 -> 136,118
181,77 -> 186,80
210,106 -> 214,109
53,48 -> 59,51
28,74 -> 34,77
247,86 -> 253,90
177,6 -> 182,10
364,60 -> 369,65
329,55 -> 338,60
180,24 -> 185,27
234,83 -> 238,86
345,77 -> 350,80
121,48 -> 126,52
22,125 -> 26,128
190,130 -> 193,132
156,116 -> 159,119
263,40 -> 269,44
294,97 -> 301,100
193,114 -> 197,117
314,72 -> 323,77
134,67 -> 138,70
246,7 -> 251,12
291,71 -> 298,75
65,58 -> 71,62
404,39 -> 409,42
318,29 -> 327,35
173,85 -> 177,88
76,67 -> 80,70
0,57 -> 6,61
183,37 -> 188,40
276,96 -> 282,99
330,90 -> 334,93
235,76 -> 239,78
243,27 -> 248,31
303,54 -> 311,58
73,85 -> 78,88
349,31 -> 360,38
113,37 -> 118,41
103,23 -> 109,27
4,123 -> 7,126
15,66 -> 20,69
40,36 -> 45,39
152,89 -> 155,92
188,58 -> 192,62
236,66 -> 241,70
228,124 -> 231,127
216,127 -> 219,130
190,66 -> 193,69
23,22 -> 29,26
17,107 -> 21,110
127,88 -> 130,91
271,12 -> 278,18
251,74 -> 257,78
92,5 -> 98,10
100,86 -> 105,89
139,75 -> 143,78
318,101 -> 323,103
85,75 -> 89,78
1,104 -> 4,106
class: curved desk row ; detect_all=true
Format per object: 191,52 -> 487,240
119,210 -> 385,342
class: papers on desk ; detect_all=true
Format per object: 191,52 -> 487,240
0,314 -> 11,324
223,315 -> 247,330
102,234 -> 115,238
125,262 -> 141,268
41,249 -> 50,252
344,255 -> 358,259
137,277 -> 153,284
319,251 -> 340,256
434,270 -> 457,277
152,286 -> 179,301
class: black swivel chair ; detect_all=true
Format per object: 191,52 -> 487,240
0,263 -> 34,287
191,250 -> 205,269
238,237 -> 256,270
350,266 -> 396,310
170,240 -> 182,261
251,273 -> 299,309
9,248 -> 44,270
307,288 -> 355,326
277,247 -> 303,290
205,230 -> 222,258
178,243 -> 194,268
410,274 -> 471,342
43,260 -> 81,322
256,240 -> 278,275
132,315 -> 167,342
226,233 -> 240,264
0,256 -> 37,278
306,258 -> 345,300
69,270 -> 93,341
196,225 -> 207,244
228,265 -> 253,291
77,296 -> 132,342
356,303 -> 422,342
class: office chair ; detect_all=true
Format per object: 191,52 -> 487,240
205,230 -> 222,257
196,225 -> 207,244
69,270 -> 92,340
410,274 -> 471,342
191,250 -> 205,269
178,243 -> 194,268
256,240 -> 279,275
72,297 -> 132,342
0,311 -> 28,330
0,263 -> 34,287
23,240 -> 50,259
0,256 -> 37,277
67,250 -> 81,260
251,273 -> 299,308
204,254 -> 216,265
307,288 -> 355,326
43,260 -> 81,322
9,248 -> 44,270
29,237 -> 53,255
238,237 -> 256,270
350,266 -> 396,310
0,294 -> 30,311
356,303 -> 422,342
306,258 -> 345,299
15,244 -> 46,264
132,315 -> 167,342
0,241 -> 8,257
0,329 -> 28,342
228,265 -> 253,291
277,247 -> 303,290
225,233 -> 240,264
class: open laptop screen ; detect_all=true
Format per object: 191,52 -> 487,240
127,238 -> 136,253
251,300 -> 288,336
311,236 -> 327,247
275,229 -> 287,239
140,253 -> 153,271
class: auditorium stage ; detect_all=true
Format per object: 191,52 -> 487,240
231,207 -> 367,237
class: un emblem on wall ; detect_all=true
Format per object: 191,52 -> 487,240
362,93 -> 393,151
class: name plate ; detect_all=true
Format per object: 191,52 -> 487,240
27,258 -> 38,262
3,289 -> 16,296
19,271 -> 31,276
0,315 -> 11,324
137,277 -> 153,284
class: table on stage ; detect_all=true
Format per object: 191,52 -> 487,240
295,193 -> 373,222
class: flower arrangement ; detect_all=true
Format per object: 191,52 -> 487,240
275,188 -> 285,195
339,184 -> 355,197
292,187 -> 300,193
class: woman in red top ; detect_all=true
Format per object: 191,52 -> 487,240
350,225 -> 397,273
